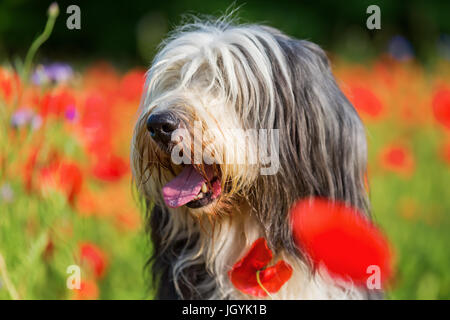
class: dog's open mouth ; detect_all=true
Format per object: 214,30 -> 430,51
162,165 -> 221,209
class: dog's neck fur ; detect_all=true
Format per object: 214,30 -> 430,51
149,202 -> 367,300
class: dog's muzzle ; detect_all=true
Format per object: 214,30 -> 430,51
146,112 -> 180,149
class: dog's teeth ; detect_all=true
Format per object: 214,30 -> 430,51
192,192 -> 204,201
201,183 -> 208,193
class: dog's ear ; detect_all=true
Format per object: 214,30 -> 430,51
250,35 -> 369,253
295,39 -> 369,215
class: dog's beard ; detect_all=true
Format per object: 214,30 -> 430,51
135,135 -> 240,218
133,99 -> 264,217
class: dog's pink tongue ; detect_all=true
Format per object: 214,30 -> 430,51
162,165 -> 207,208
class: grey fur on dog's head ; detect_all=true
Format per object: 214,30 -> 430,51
131,17 -> 370,299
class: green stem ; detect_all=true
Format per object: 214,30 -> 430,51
22,3 -> 59,83
256,270 -> 273,299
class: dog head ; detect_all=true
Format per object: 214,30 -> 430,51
131,20 -> 369,246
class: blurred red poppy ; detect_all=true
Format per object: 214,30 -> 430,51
92,154 -> 129,182
79,242 -> 108,279
38,160 -> 83,206
79,92 -> 112,157
72,280 -> 99,300
39,89 -> 76,118
290,198 -> 392,287
379,144 -> 415,177
58,162 -> 83,205
0,68 -> 21,104
432,87 -> 450,130
120,69 -> 146,101
346,86 -> 384,119
229,238 -> 292,297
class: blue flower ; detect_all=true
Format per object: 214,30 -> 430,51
10,108 -> 34,128
388,35 -> 414,61
0,183 -> 14,203
10,107 -> 42,130
65,104 -> 77,122
31,63 -> 73,85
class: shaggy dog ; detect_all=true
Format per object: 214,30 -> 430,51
131,17 -> 378,299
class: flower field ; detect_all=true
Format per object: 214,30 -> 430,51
0,53 -> 449,299
0,63 -> 149,299
336,57 -> 450,299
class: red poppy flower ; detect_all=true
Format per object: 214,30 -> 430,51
432,88 -> 450,130
0,69 -> 13,102
0,68 -> 21,104
229,238 -> 293,297
92,154 -> 129,182
79,92 -> 112,157
72,280 -> 99,300
379,144 -> 415,177
290,198 -> 392,287
38,160 -> 83,206
39,89 -> 76,118
119,69 -> 146,101
58,162 -> 83,205
346,86 -> 384,119
79,242 -> 108,278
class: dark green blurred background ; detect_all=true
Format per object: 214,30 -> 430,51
0,0 -> 449,68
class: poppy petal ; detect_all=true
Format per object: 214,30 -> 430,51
259,261 -> 293,294
229,238 -> 293,297
232,238 -> 273,272
290,198 -> 392,287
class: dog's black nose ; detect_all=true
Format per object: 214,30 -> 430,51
146,112 -> 180,145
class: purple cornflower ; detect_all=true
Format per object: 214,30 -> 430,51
388,35 -> 414,61
31,63 -> 73,85
0,183 -> 14,203
10,108 -> 34,127
10,107 -> 42,130
65,104 -> 77,122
